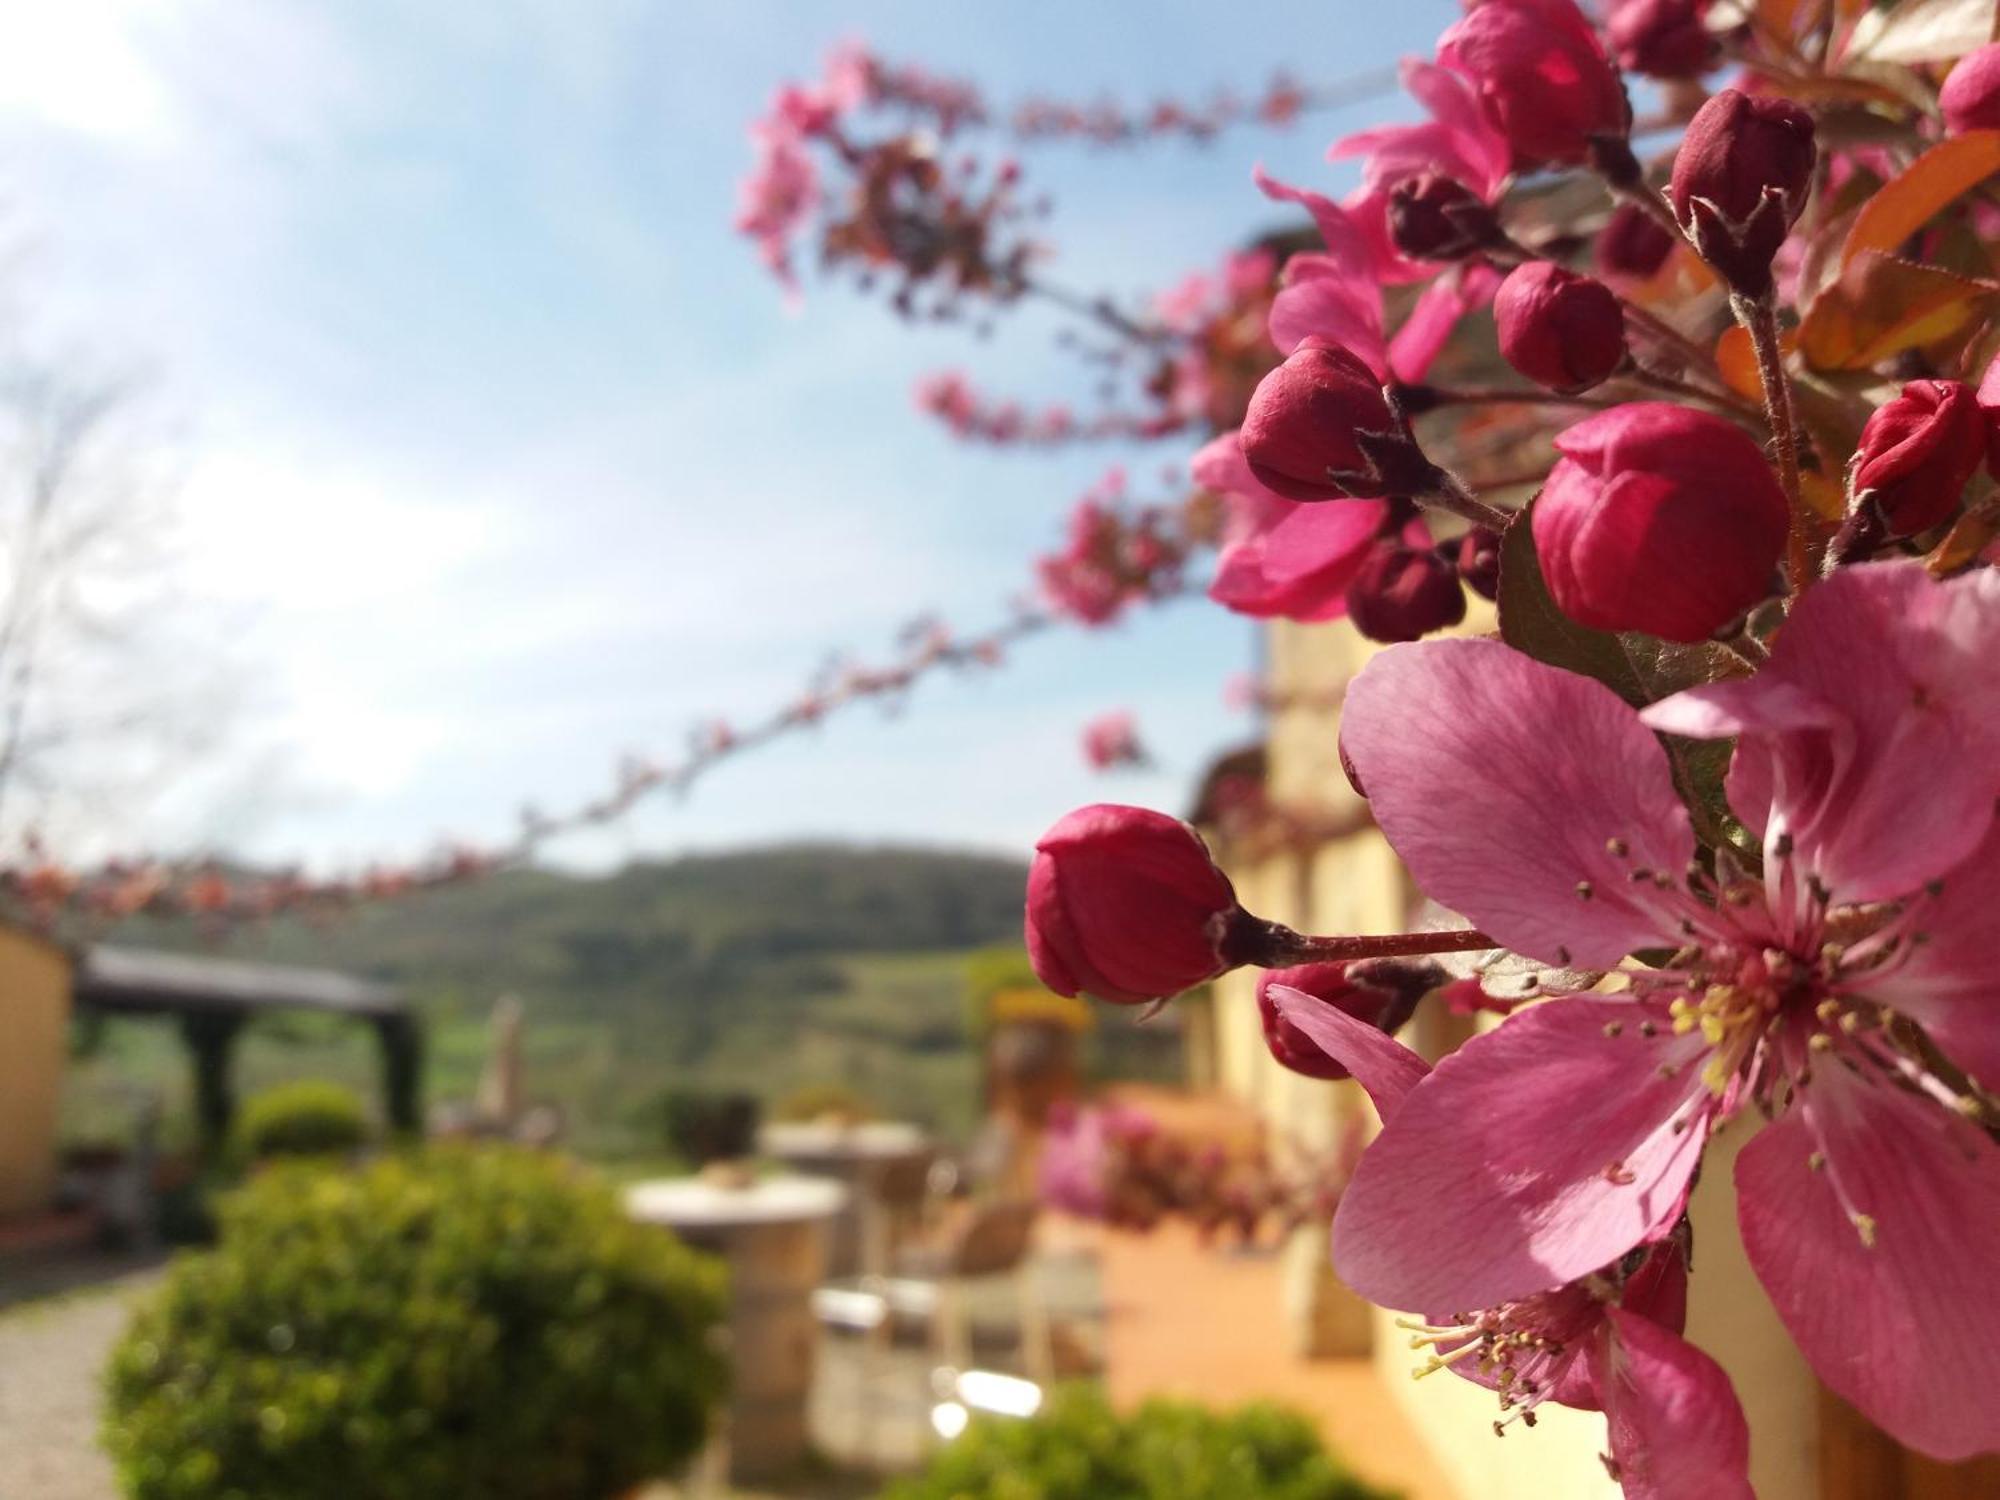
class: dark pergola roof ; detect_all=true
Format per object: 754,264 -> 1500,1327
74,945 -> 405,1021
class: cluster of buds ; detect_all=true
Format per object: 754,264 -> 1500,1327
1035,473 -> 1200,626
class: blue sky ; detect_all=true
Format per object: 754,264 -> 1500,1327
0,0 -> 1457,870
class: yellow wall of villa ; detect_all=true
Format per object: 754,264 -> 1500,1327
1199,609 -> 1824,1500
0,926 -> 73,1217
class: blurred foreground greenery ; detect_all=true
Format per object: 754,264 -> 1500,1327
878,1386 -> 1401,1500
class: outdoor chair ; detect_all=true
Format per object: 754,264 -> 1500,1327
812,1198 -> 1053,1456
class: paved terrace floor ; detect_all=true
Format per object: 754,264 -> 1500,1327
1086,1217 -> 1455,1500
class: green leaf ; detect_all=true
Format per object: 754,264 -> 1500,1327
1496,504 -> 1646,703
1498,505 -> 1755,852
1496,504 -> 1748,707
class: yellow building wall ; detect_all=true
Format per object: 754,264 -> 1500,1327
0,927 -> 72,1216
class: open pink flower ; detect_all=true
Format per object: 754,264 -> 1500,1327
1192,431 -> 1387,621
1269,987 -> 1752,1497
1328,58 -> 1512,206
1331,561 -> 2000,1462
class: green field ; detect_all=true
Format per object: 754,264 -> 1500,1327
63,845 -> 1180,1158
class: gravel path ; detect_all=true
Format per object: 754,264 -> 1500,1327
0,1270 -> 161,1500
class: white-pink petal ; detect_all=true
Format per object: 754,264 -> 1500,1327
1592,1306 -> 1755,1500
1341,638 -> 1694,969
1650,562 -> 2000,903
1736,1061 -> 2000,1461
1871,818 -> 2000,1089
1332,997 -> 1713,1314
1265,983 -> 1431,1120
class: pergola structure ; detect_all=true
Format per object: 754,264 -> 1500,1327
73,946 -> 422,1150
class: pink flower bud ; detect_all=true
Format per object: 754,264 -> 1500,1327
1346,543 -> 1467,643
1534,403 -> 1787,641
1387,173 -> 1504,261
1606,0 -> 1717,80
1941,44 -> 2000,136
1438,0 -> 1631,167
1238,339 -> 1432,502
1595,203 -> 1677,282
1669,89 -> 1816,299
1456,526 -> 1502,599
1849,380 -> 1986,537
1026,804 -> 1244,1004
1494,263 -> 1627,393
1257,960 -> 1445,1080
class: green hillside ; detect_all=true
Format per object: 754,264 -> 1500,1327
69,844 -> 1065,1155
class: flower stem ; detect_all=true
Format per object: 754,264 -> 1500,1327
1418,467 -> 1514,533
1732,293 -> 1813,593
1253,923 -> 1496,965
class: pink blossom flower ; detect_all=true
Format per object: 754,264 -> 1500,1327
1255,170 -> 1501,383
1192,430 -> 1387,621
1331,562 -> 2000,1461
1329,59 -> 1512,203
1268,986 -> 1752,1496
1080,710 -> 1146,771
734,120 -> 820,293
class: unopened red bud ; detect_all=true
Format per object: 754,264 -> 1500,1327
1239,338 -> 1433,502
1346,543 -> 1467,643
1255,960 -> 1443,1080
1534,403 -> 1787,641
1494,263 -> 1627,394
1942,44 -> 2000,136
1606,0 -> 1717,80
1456,527 -> 1502,599
1669,89 -> 1816,300
1596,203 -> 1677,282
1439,0 -> 1631,168
1849,380 -> 1985,537
1026,803 -> 1245,1004
1387,173 -> 1503,261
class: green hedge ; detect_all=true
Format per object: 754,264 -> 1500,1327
104,1147 -> 727,1500
879,1386 -> 1400,1500
233,1080 -> 370,1161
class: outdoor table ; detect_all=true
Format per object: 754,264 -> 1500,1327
758,1120 -> 933,1278
627,1173 -> 848,1484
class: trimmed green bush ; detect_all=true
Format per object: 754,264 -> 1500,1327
104,1146 -> 728,1500
879,1385 -> 1400,1500
233,1080 -> 370,1161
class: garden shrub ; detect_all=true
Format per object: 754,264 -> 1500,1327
232,1079 -> 370,1161
104,1146 -> 728,1500
878,1385 -> 1399,1500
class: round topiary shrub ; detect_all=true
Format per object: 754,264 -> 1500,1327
104,1146 -> 728,1500
879,1385 -> 1399,1500
233,1079 -> 370,1161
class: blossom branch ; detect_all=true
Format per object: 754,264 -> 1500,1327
1733,293 -> 1813,591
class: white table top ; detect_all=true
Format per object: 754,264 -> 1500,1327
625,1173 -> 848,1229
759,1120 -> 930,1160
